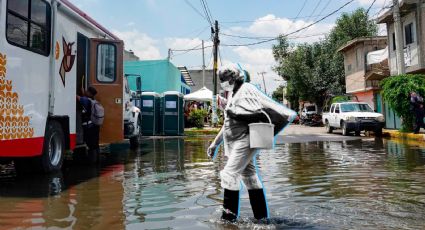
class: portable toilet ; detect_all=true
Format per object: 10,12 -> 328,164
140,92 -> 161,136
161,91 -> 184,136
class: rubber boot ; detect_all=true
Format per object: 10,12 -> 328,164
248,189 -> 268,220
221,189 -> 239,222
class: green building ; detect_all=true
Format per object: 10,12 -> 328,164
124,60 -> 193,94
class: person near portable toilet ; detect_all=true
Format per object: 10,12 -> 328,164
410,91 -> 425,134
207,65 -> 296,222
77,86 -> 102,163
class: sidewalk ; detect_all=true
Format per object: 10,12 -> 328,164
383,129 -> 425,141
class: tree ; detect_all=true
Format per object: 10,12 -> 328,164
272,8 -> 377,109
380,74 -> 425,131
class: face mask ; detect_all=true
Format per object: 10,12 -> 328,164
220,81 -> 233,91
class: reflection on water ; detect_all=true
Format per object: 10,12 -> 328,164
0,137 -> 425,229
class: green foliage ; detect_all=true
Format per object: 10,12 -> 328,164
188,109 -> 208,129
272,85 -> 284,102
272,8 -> 377,109
380,74 -> 425,131
331,96 -> 352,103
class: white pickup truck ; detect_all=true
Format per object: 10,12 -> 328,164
322,102 -> 385,136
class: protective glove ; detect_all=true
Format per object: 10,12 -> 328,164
207,143 -> 218,159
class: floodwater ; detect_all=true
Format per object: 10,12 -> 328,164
1,137 -> 425,229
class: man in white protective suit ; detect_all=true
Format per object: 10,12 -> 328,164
207,66 -> 296,222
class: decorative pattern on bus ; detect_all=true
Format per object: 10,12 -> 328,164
59,37 -> 76,87
0,53 -> 34,140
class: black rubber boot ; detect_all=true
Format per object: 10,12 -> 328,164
221,189 -> 239,222
248,189 -> 268,220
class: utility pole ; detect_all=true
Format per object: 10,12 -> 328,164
168,48 -> 172,60
212,20 -> 220,126
393,0 -> 406,74
258,71 -> 267,94
202,40 -> 206,87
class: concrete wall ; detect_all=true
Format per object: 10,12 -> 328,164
355,90 -> 375,109
124,60 -> 190,94
387,10 -> 422,75
344,39 -> 387,93
188,69 -> 221,93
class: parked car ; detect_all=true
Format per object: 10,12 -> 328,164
300,104 -> 318,125
322,102 -> 385,136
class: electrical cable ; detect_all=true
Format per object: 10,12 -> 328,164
221,0 -> 355,47
200,0 -> 213,26
366,0 -> 378,15
184,0 -> 211,26
202,0 -> 214,24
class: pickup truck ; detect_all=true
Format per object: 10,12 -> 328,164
322,102 -> 385,136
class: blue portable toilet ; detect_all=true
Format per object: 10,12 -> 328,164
161,91 -> 184,136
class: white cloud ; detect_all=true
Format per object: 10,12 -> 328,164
233,47 -> 274,65
227,14 -> 334,44
164,37 -> 213,50
113,29 -> 161,60
220,14 -> 335,94
230,47 -> 282,94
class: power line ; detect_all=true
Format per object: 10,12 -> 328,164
306,0 -> 323,22
200,0 -> 213,26
367,0 -> 378,15
220,32 -> 328,41
184,0 -> 211,26
221,14 -> 333,24
295,0 -> 308,19
221,0 -> 355,47
313,0 -> 332,22
171,44 -> 213,52
202,0 -> 214,22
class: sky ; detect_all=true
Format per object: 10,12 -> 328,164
68,0 -> 390,94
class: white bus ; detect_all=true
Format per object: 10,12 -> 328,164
0,0 -> 131,172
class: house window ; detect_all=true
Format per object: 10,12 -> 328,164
405,23 -> 414,45
6,0 -> 51,56
97,44 -> 117,83
356,48 -> 362,68
392,33 -> 396,50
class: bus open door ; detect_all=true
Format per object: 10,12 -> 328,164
88,39 -> 124,145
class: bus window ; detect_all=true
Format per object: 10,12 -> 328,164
97,43 -> 116,83
6,0 -> 51,55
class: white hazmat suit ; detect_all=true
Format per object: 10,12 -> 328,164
209,80 -> 296,222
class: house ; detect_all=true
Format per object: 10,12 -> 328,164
338,36 -> 389,111
124,60 -> 193,94
378,0 -> 425,75
376,0 -> 425,129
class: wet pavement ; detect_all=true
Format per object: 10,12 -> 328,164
1,129 -> 425,229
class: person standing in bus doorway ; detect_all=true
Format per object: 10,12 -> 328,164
77,86 -> 100,163
207,66 -> 295,223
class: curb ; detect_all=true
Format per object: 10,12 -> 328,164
383,130 -> 425,142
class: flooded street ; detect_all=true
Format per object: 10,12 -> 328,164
1,136 -> 425,229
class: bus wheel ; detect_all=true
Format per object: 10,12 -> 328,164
39,121 -> 65,173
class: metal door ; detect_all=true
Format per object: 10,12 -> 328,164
89,39 -> 124,144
